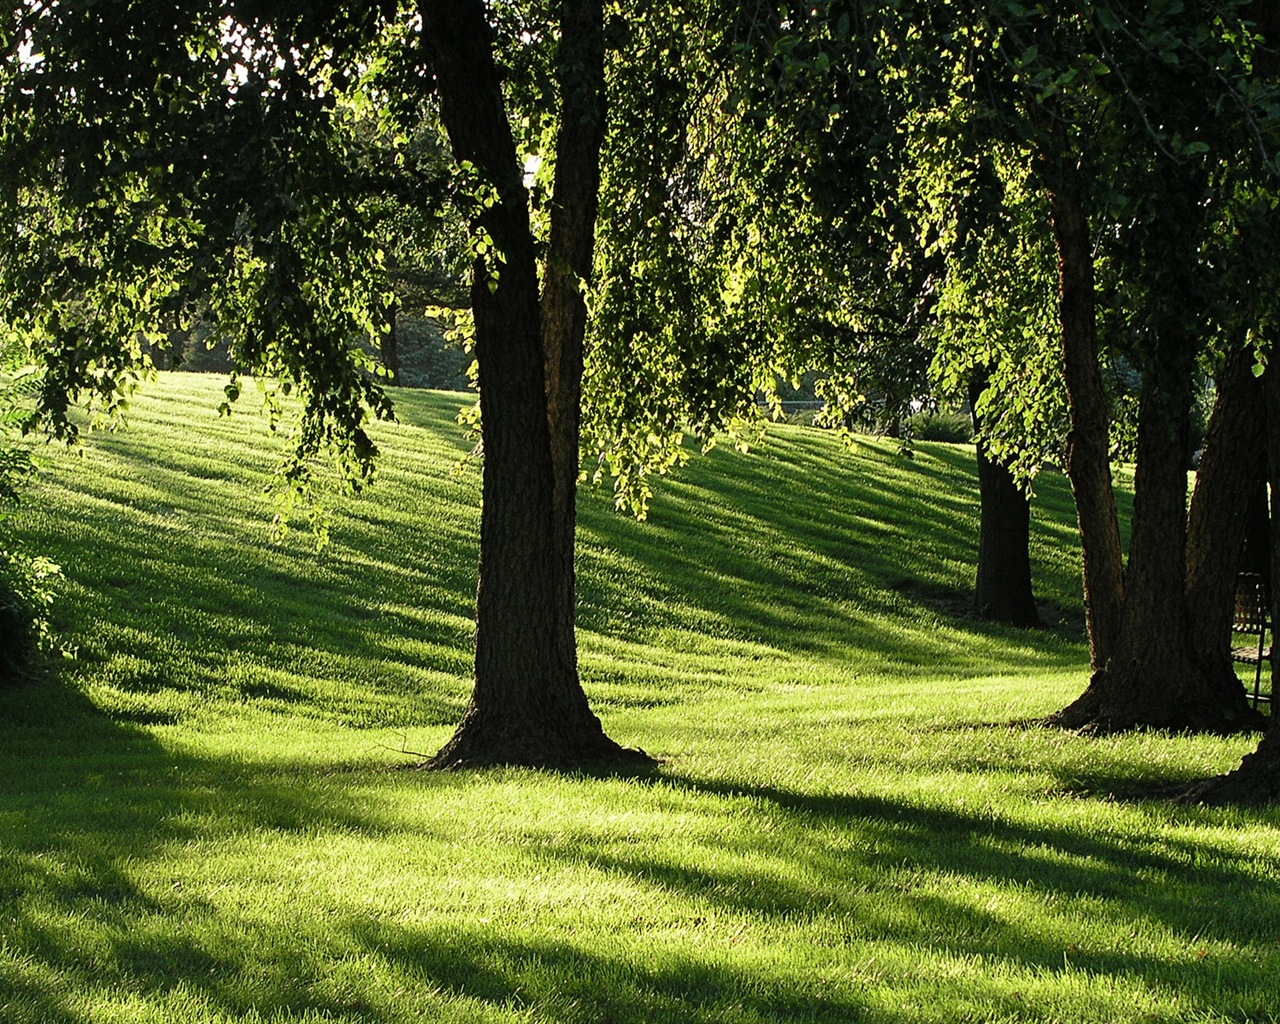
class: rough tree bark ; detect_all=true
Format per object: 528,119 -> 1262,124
421,0 -> 652,769
1050,334 -> 1263,733
1047,170 -> 1125,672
1184,346 -> 1265,684
1181,363 -> 1279,804
1240,480 -> 1271,582
967,374 -> 1041,627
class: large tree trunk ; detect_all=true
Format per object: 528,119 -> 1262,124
1050,340 -> 1262,733
1047,173 -> 1125,671
968,375 -> 1041,627
1171,0 -> 1280,801
1184,346 -> 1265,684
1185,700 -> 1280,804
420,0 -> 650,769
1180,363 -> 1279,804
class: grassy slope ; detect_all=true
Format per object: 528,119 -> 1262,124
1,373 -> 1276,1024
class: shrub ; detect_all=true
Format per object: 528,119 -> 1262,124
905,410 -> 974,444
0,549 -> 58,686
2,341 -> 60,684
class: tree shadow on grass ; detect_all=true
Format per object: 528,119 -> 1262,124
1,677 -> 424,1023
3,682 -> 1277,1024
25,380 -> 1097,738
346,920 -> 872,1024
4,686 -> 797,1024
574,434 -> 1093,682
330,769 -> 1278,1023
515,772 -> 1280,1020
27,509 -> 474,729
662,773 -> 1279,938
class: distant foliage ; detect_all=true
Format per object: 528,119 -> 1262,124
0,354 -> 36,505
394,317 -> 473,392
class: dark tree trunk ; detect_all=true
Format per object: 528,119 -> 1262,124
1180,363 -> 1279,804
1184,708 -> 1280,804
968,375 -> 1041,626
1048,174 -> 1125,672
1240,479 -> 1271,583
382,298 -> 402,387
1184,346 -> 1265,685
1050,340 -> 1262,733
1171,0 -> 1280,801
420,0 -> 650,770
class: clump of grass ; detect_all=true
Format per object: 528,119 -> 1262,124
1,373 -> 1275,1024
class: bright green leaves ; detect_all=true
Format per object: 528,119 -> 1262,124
0,0 -> 422,535
443,155 -> 509,296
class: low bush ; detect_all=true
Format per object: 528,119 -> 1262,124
0,548 -> 58,686
905,410 -> 974,444
2,344 -> 58,685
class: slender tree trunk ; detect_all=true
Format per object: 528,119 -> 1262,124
382,297 -> 402,387
1047,174 -> 1125,672
420,0 -> 650,769
541,0 -> 606,692
968,374 -> 1041,626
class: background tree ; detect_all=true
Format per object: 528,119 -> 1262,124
593,1 -> 1059,626
875,0 -> 1279,732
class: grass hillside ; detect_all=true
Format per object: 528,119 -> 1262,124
1,373 -> 1275,1024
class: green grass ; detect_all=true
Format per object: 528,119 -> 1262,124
1,372 -> 1275,1024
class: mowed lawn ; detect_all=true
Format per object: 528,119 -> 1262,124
1,372 -> 1276,1024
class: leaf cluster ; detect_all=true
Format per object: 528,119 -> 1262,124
0,1 -> 450,516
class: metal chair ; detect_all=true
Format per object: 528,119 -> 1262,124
1231,572 -> 1272,709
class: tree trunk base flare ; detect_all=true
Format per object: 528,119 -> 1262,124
1045,654 -> 1266,735
426,703 -> 657,772
1174,719 -> 1280,805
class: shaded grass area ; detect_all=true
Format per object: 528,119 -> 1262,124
2,374 -> 1276,1024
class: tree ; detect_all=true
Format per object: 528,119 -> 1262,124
417,0 -> 650,769
0,0 -> 652,769
591,2 -> 1055,627
1179,363 -> 1280,804
874,0 -> 1277,732
968,373 -> 1040,627
1168,0 -> 1280,802
1038,4 -> 1276,733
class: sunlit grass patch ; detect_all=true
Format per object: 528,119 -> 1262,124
2,372 -> 1277,1024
